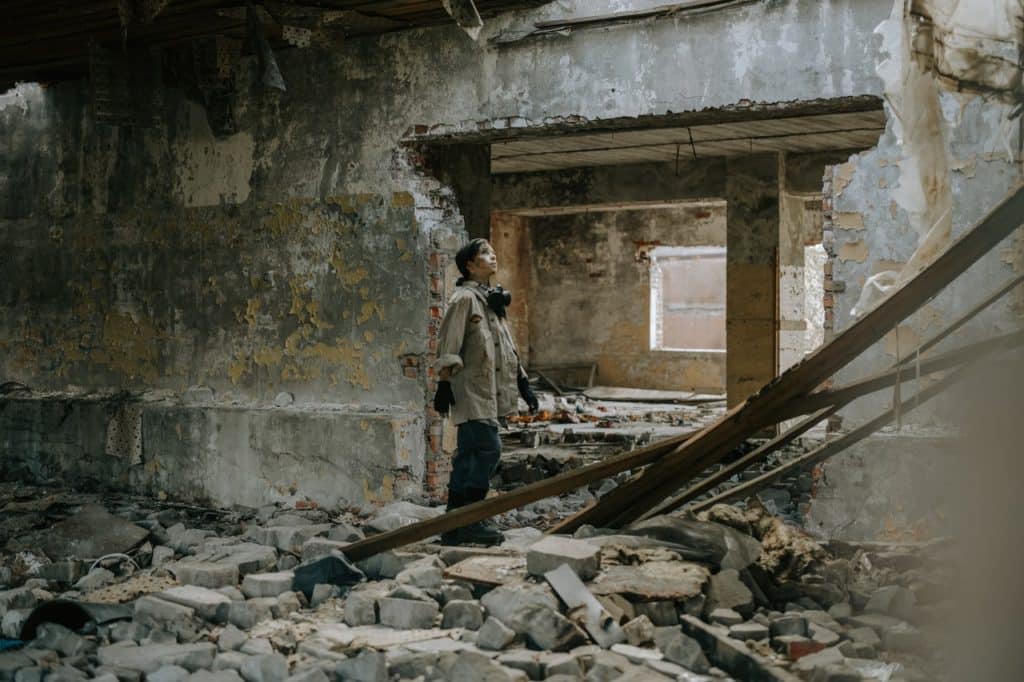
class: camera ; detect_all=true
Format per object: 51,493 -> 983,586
487,286 -> 512,317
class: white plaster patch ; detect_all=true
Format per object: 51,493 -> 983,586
174,102 -> 255,207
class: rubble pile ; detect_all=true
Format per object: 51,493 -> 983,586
0,482 -> 951,681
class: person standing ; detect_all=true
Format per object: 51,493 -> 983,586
433,238 -> 538,545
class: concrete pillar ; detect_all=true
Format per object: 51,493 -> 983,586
725,154 -> 779,407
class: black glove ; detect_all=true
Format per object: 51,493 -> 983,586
433,380 -> 455,416
518,375 -> 539,413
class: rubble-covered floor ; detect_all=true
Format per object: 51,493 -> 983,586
0,457 -> 956,682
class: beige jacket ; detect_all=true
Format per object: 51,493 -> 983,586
436,282 -> 524,425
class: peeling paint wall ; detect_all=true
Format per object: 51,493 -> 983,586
0,0 -> 893,505
828,97 -> 1023,428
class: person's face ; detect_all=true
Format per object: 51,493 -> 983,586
467,242 -> 498,280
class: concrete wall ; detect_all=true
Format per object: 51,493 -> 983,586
0,0 -> 891,506
806,96 -> 1024,540
527,204 -> 727,392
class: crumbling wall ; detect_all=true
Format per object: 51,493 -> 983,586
0,0 -> 891,506
809,97 -> 1023,540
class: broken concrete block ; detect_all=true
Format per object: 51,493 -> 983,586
542,651 -> 584,677
526,537 -> 600,581
36,561 -> 83,585
442,600 -> 484,630
216,545 -> 279,577
608,643 -> 662,665
239,653 -> 288,682
448,650 -> 518,682
704,569 -> 754,618
865,585 -> 916,622
72,568 -> 115,592
134,596 -> 206,643
96,643 -> 217,674
631,601 -> 677,627
709,608 -> 743,626
227,598 -> 275,630
827,602 -> 853,620
284,667 -> 330,682
248,525 -> 332,555
343,590 -> 378,626
847,626 -> 882,648
769,613 -> 809,637
309,583 -> 340,608
159,585 -> 232,622
334,649 -> 386,682
272,592 -> 302,619
396,564 -> 443,589
241,571 -> 295,599
729,622 -> 769,641
151,546 -> 176,569
328,523 -> 364,543
507,604 -> 588,652
171,562 -> 239,589
477,617 -> 518,651
218,625 -> 247,652
1,609 -> 28,639
240,638 -> 273,657
881,621 -> 924,651
622,615 -> 655,647
792,645 -> 845,674
481,581 -> 559,624
652,627 -> 709,673
147,664 -> 190,682
300,539 -> 351,563
378,597 -> 439,629
497,650 -> 541,679
30,623 -> 92,657
213,651 -> 248,671
808,622 -> 841,646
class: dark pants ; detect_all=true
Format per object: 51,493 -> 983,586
448,420 -> 502,495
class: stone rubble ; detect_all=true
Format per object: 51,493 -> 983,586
0,479 -> 955,682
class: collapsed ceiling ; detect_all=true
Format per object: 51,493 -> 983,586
0,0 -> 545,91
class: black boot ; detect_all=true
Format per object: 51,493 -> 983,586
440,489 -> 466,545
440,487 -> 503,547
461,487 -> 504,546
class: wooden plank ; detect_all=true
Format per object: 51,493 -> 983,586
337,428 -> 695,561
690,352 -> 984,512
645,282 -> 1024,517
556,183 -> 1024,531
781,328 -> 1024,419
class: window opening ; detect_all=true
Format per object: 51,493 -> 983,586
650,246 -> 726,352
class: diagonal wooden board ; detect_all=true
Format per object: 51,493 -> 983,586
555,183 -> 1024,531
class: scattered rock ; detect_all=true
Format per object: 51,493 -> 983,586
477,617 -> 518,651
704,569 -> 754,618
526,537 -> 601,581
378,597 -> 439,629
507,604 -> 588,652
442,600 -> 484,630
241,571 -> 295,599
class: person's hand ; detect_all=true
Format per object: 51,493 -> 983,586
433,381 -> 455,416
517,375 -> 539,413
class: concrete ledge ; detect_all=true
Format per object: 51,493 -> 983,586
0,395 -> 424,508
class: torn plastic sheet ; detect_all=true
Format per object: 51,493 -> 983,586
852,0 -> 1023,317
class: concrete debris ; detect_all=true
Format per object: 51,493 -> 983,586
0,484 -> 954,682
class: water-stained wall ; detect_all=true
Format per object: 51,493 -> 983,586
0,0 -> 891,505
527,205 -> 728,393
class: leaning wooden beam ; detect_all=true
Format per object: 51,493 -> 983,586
644,327 -> 1024,518
781,328 -> 1024,419
556,184 -> 1024,532
338,429 -> 695,561
781,273 -> 1024,420
689,354 -> 988,513
639,407 -> 836,521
